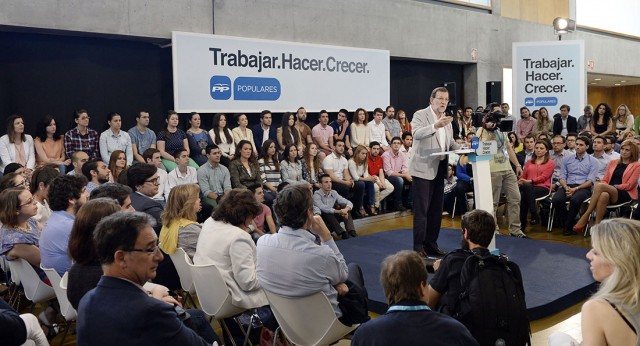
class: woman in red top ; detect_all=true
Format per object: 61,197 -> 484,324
518,140 -> 554,231
574,139 -> 640,231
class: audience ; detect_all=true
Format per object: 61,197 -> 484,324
67,150 -> 89,176
186,112 -> 213,166
590,103 -> 614,137
88,182 -> 134,211
591,135 -> 612,180
517,134 -> 536,167
157,110 -> 192,172
280,143 -> 304,185
382,105 -> 401,141
313,173 -> 357,239
552,104 -> 577,136
197,144 -> 232,208
518,140 -> 554,232
0,172 -> 29,191
301,142 -> 322,189
39,175 -> 88,275
229,140 -> 262,190
252,110 -> 277,154
368,108 -> 390,151
159,184 -> 202,259
367,141 -> 394,211
348,145 -> 377,216
0,299 -> 49,346
257,139 -> 281,204
533,107 -> 552,138
165,149 -> 198,194
99,112 -> 133,165
128,110 -> 157,164
549,135 -> 569,187
577,104 -> 593,132
350,108 -> 370,150
400,132 -> 413,162
382,136 -> 413,211
516,106 -> 535,140
0,114 -> 36,173
250,185 -> 276,236
397,109 -> 412,135
107,150 -> 128,182
81,158 -> 110,193
330,109 -> 353,157
231,113 -> 257,155
127,163 -> 163,234
30,166 -> 59,224
77,211 -> 220,345
323,139 -> 365,216
34,115 -> 69,172
209,113 -> 235,167
312,110 -> 335,157
352,250 -> 478,346
142,148 -> 168,202
277,112 -> 302,152
64,109 -> 99,160
294,107 -> 314,147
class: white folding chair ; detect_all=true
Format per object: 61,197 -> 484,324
264,290 -> 359,346
169,248 -> 197,308
584,200 -> 632,237
41,267 -> 77,344
186,254 -> 252,346
9,259 -> 55,310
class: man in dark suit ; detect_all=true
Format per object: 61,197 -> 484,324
553,104 -> 577,136
126,163 -> 180,290
516,134 -> 536,167
252,110 -> 278,154
77,212 -> 220,346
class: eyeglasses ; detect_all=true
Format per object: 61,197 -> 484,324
144,177 -> 161,185
124,243 -> 161,255
15,180 -> 29,188
19,198 -> 36,207
435,97 -> 450,102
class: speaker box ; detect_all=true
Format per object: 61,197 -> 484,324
442,82 -> 457,107
486,81 -> 502,105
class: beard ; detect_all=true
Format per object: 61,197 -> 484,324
460,236 -> 469,250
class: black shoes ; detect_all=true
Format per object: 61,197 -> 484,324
425,248 -> 447,257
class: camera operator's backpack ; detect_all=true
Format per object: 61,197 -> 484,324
453,252 -> 531,346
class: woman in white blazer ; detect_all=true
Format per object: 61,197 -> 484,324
0,114 -> 35,173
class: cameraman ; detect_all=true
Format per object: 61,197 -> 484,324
476,105 -> 528,238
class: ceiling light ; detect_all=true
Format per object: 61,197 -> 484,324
553,17 -> 576,40
620,80 -> 627,83
594,78 -> 601,81
615,83 -> 621,86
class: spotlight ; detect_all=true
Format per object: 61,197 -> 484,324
553,17 -> 576,40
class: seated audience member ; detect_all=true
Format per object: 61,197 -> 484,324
552,136 -> 599,235
66,198 -> 122,309
565,132 -> 578,154
277,112 -> 303,153
34,115 -> 70,173
82,159 -> 110,193
577,104 -> 593,133
382,106 -> 401,143
331,109 -> 353,157
157,111 -> 197,172
257,184 -> 369,325
397,109 -> 412,135
313,174 -> 357,239
257,139 -> 281,204
400,132 -> 413,162
550,219 -> 640,345
280,144 -> 305,185
89,182 -> 134,211
518,140 -> 554,232
312,110 -> 335,157
64,109 -> 99,160
295,107 -> 314,147
0,299 -> 49,346
0,172 -> 28,192
323,139 -> 365,216
516,106 -> 535,140
614,104 -> 634,142
382,137 -> 413,211
0,114 -> 36,173
368,108 -> 390,151
351,250 -> 478,346
0,187 -> 46,281
517,134 -> 536,167
165,149 -> 198,195
252,110 -> 277,155
508,131 -> 523,153
442,164 -> 458,215
209,113 -> 236,167
229,140 -> 262,190
159,184 -> 202,260
128,111 -> 157,164
549,135 -> 570,188
231,113 -> 257,155
77,212 -> 220,346
30,166 -> 59,225
107,150 -> 128,182
142,148 -> 168,202
604,135 -> 621,160
350,108 -> 370,150
455,155 -> 474,214
250,186 -> 276,236
4,163 -> 27,177
591,135 -> 612,181
39,175 -> 89,275
301,142 -> 323,189
197,144 -> 231,208
186,112 -> 213,166
574,140 -> 640,231
367,141 -> 394,211
552,104 -> 577,137
99,112 -> 133,165
67,150 -> 89,176
194,189 -> 268,310
348,145 -> 377,216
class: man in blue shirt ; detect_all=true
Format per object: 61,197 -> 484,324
551,136 -> 599,235
39,175 -> 89,275
352,249 -> 478,346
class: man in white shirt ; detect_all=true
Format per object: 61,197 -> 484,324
323,140 -> 365,215
604,135 -> 621,160
165,149 -> 197,196
565,133 -> 577,154
591,135 -> 612,180
67,151 -> 89,176
368,108 -> 390,151
400,132 -> 413,163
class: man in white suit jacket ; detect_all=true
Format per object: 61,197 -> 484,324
409,87 -> 460,257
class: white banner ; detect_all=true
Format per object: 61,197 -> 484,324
172,32 -> 390,113
512,40 -> 585,118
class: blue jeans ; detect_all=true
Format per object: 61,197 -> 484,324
185,308 -> 221,344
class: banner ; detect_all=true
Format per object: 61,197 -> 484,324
512,40 -> 585,118
172,32 -> 390,113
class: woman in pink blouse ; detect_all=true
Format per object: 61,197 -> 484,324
518,139 -> 554,232
34,115 -> 70,172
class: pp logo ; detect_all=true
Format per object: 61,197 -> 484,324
210,76 -> 231,100
524,98 -> 534,107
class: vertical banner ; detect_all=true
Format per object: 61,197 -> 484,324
512,40 -> 585,117
172,32 -> 390,113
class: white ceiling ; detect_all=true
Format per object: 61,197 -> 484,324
587,72 -> 640,87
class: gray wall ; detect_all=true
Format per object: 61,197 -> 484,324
1,0 -> 638,108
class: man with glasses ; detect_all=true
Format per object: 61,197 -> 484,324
565,133 -> 578,154
64,109 -> 99,160
604,135 -> 621,160
77,212 -> 220,346
409,87 -> 460,257
127,164 -> 163,235
40,175 -> 89,275
550,135 -> 569,190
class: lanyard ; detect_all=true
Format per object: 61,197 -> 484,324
387,305 -> 431,312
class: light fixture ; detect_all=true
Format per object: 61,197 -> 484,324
615,83 -> 621,86
594,78 -> 602,81
590,82 -> 597,85
621,80 -> 627,83
553,17 -> 576,40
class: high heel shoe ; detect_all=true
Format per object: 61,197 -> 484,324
572,222 -> 587,233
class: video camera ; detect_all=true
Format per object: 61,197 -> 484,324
482,111 -> 513,132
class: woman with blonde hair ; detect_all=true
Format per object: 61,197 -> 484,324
348,145 -> 377,215
533,107 -> 552,137
573,140 -> 640,232
159,183 -> 202,259
550,219 -> 640,346
614,104 -> 634,142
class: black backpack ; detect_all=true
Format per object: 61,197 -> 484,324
453,251 -> 531,346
